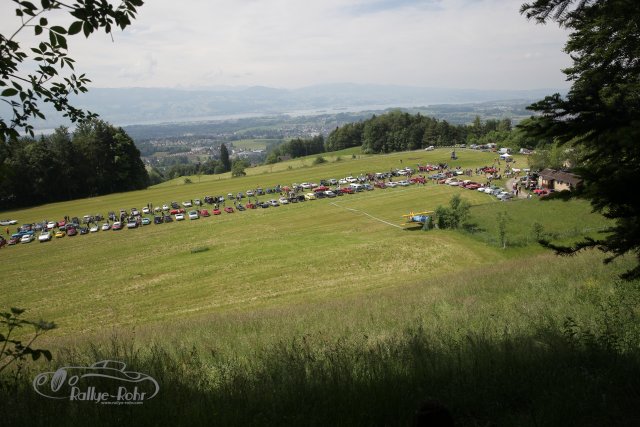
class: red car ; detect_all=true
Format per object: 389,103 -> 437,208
170,208 -> 185,215
245,203 -> 256,209
534,188 -> 549,196
374,181 -> 387,189
56,220 -> 66,227
313,186 -> 330,192
199,209 -> 210,217
410,177 -> 426,184
212,209 -> 221,215
340,187 -> 354,194
224,207 -> 234,213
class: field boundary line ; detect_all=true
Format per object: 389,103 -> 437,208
329,202 -> 403,229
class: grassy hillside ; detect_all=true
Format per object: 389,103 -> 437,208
2,148 -> 637,426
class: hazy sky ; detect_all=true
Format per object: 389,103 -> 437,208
4,0 -> 571,90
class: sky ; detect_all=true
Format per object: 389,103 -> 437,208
3,0 -> 571,90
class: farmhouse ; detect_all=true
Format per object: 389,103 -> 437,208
537,168 -> 583,192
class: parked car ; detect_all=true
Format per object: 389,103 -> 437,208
66,226 -> 77,236
153,216 -> 164,224
213,209 -> 221,215
170,208 -> 185,215
38,231 -> 51,242
175,213 -> 185,221
268,200 -> 279,207
224,207 -> 235,213
46,221 -> 56,230
20,234 -> 34,244
305,193 -> 316,200
112,222 -> 123,230
171,201 -> 179,209
163,215 -> 173,223
142,207 -> 150,214
54,230 -> 65,238
236,204 -> 246,211
126,219 -> 138,229
188,210 -> 199,220
101,223 -> 111,231
131,208 -> 140,216
162,204 -> 170,211
79,227 -> 89,235
194,199 -> 202,206
182,201 -> 192,208
141,217 -> 151,225
244,203 -> 256,209
89,224 -> 99,233
199,209 -> 210,217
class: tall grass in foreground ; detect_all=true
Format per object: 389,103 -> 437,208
2,253 -> 639,426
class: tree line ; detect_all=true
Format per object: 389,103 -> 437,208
0,120 -> 149,210
266,135 -> 325,164
324,110 -> 544,154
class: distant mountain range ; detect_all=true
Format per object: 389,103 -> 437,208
11,83 -> 564,130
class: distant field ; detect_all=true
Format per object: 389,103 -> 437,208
230,138 -> 281,150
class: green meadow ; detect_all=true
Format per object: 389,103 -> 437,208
1,148 -> 638,426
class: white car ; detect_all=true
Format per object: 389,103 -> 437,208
47,221 -> 56,230
188,210 -> 199,220
346,176 -> 358,183
101,223 -> 111,231
425,145 -> 435,151
268,199 -> 280,207
301,182 -> 313,189
154,206 -> 162,213
386,181 -> 398,188
20,234 -> 34,244
338,178 -> 348,185
162,204 -> 169,211
182,201 -> 192,208
175,213 -> 185,221
89,224 -> 99,233
328,179 -> 338,185
483,187 -> 494,194
142,207 -> 150,214
38,231 -> 51,242
246,190 -> 254,197
278,197 -> 289,205
397,180 -> 411,186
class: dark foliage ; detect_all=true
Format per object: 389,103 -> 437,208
519,0 -> 640,279
0,120 -> 149,209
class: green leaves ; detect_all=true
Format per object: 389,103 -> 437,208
68,20 -> 83,35
2,0 -> 144,142
1,88 -> 19,97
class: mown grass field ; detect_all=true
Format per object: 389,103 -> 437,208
1,148 -> 638,426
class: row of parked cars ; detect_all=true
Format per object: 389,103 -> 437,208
1,171 -> 450,248
432,176 -> 515,201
